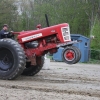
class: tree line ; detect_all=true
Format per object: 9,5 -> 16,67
0,0 -> 100,48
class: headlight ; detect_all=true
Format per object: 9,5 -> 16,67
61,27 -> 71,41
62,28 -> 69,36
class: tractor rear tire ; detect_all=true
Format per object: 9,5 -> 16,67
62,46 -> 81,64
22,56 -> 44,76
0,39 -> 26,80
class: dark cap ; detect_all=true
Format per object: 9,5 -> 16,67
3,24 -> 8,28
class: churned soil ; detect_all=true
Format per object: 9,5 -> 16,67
0,62 -> 100,100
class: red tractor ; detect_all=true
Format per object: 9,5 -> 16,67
0,22 -> 81,80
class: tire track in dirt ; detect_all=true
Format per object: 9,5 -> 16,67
21,71 -> 100,84
0,83 -> 100,98
19,76 -> 100,85
0,74 -> 100,98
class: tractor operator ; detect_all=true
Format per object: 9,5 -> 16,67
0,24 -> 9,39
0,24 -> 14,39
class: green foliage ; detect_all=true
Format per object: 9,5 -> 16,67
90,49 -> 100,60
0,0 -> 100,40
0,0 -> 17,30
91,18 -> 100,49
86,58 -> 100,64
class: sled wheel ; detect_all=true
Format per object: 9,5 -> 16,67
22,56 -> 44,76
62,46 -> 81,64
0,39 -> 26,80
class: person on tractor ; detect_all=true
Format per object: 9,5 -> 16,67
0,24 -> 14,39
0,24 -> 9,39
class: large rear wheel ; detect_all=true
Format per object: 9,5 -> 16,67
0,39 -> 26,80
22,56 -> 44,76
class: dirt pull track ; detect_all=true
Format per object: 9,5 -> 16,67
0,62 -> 100,100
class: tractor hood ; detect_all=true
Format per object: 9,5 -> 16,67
17,23 -> 70,43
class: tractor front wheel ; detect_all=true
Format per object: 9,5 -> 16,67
62,46 -> 81,64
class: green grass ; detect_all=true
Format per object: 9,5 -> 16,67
84,59 -> 100,64
46,55 -> 53,60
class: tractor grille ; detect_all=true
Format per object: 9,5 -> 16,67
61,27 -> 71,42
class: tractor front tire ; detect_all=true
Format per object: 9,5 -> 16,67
73,46 -> 81,64
22,56 -> 44,76
62,46 -> 81,64
0,39 -> 26,80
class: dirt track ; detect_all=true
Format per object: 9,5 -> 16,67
0,62 -> 100,100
